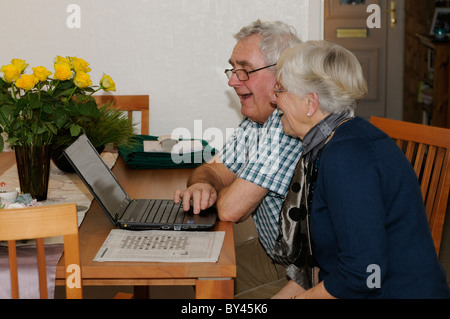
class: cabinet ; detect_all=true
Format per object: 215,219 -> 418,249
417,35 -> 450,128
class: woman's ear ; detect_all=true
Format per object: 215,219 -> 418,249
307,93 -> 320,116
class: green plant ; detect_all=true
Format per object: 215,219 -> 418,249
52,102 -> 137,149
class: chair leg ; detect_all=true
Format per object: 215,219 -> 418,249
8,240 -> 20,299
36,238 -> 48,299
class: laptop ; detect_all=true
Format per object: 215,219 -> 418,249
63,134 -> 217,231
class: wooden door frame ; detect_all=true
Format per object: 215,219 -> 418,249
309,0 -> 325,40
385,0 -> 404,120
315,0 -> 404,120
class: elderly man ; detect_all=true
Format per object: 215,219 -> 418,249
174,20 -> 302,298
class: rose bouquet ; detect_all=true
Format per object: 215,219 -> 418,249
0,56 -> 116,152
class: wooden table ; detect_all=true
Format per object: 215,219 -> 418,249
0,152 -> 236,299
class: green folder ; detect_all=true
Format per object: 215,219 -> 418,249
118,135 -> 217,169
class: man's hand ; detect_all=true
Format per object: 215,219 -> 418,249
174,183 -> 218,214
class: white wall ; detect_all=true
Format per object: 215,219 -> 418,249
0,0 -> 322,149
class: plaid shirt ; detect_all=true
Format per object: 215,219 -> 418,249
219,110 -> 302,257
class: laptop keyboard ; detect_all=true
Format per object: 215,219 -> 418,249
135,199 -> 184,224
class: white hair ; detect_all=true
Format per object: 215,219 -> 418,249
234,19 -> 302,71
277,40 -> 368,115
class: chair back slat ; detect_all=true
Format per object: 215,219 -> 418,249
421,146 -> 437,203
94,95 -> 150,135
413,144 -> 426,177
404,141 -> 415,162
370,116 -> 450,255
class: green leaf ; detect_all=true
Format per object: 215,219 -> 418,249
42,103 -> 53,114
37,126 -> 47,134
79,103 -> 92,116
0,106 -> 12,127
32,123 -> 46,135
47,122 -> 58,135
17,98 -> 28,111
91,105 -> 100,118
54,108 -> 69,128
6,137 -> 18,145
82,87 -> 96,93
29,93 -> 41,109
70,124 -> 82,136
54,88 -> 75,98
60,80 -> 74,89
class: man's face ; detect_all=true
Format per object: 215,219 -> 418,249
228,34 -> 277,124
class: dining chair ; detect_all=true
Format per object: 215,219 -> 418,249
0,203 -> 134,299
94,95 -> 149,135
370,116 -> 450,255
0,203 -> 82,299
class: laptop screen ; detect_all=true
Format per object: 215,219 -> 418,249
63,135 -> 128,220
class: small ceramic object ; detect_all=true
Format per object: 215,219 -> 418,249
0,190 -> 18,203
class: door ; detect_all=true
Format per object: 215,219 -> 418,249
324,0 -> 404,120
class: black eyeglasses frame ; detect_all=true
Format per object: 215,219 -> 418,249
224,63 -> 276,81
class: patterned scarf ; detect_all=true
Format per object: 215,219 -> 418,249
272,111 -> 353,288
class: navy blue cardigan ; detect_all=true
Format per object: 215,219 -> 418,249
309,117 -> 450,298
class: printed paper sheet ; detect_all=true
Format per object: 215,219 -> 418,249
94,229 -> 225,263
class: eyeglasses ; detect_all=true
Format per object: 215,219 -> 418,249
224,63 -> 276,81
273,83 -> 287,97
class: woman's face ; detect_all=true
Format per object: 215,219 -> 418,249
272,83 -> 311,139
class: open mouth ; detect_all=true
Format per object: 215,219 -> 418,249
239,93 -> 253,100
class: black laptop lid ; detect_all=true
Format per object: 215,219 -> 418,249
63,134 -> 129,222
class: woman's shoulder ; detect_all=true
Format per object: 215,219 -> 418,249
321,117 -> 392,160
333,117 -> 388,140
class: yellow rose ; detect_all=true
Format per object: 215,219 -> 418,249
73,71 -> 92,88
32,66 -> 52,82
11,59 -> 28,73
53,63 -> 72,81
0,64 -> 21,83
100,73 -> 116,92
54,56 -> 71,66
15,74 -> 39,91
69,57 -> 91,73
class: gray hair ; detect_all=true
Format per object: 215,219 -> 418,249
234,19 -> 301,70
277,40 -> 368,115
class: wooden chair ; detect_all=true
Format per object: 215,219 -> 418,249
370,116 -> 450,255
94,95 -> 149,135
0,203 -> 82,299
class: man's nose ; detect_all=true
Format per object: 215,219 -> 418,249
228,73 -> 242,87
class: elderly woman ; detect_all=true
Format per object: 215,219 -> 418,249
271,40 -> 450,299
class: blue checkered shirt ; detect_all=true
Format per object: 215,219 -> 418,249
219,110 -> 302,258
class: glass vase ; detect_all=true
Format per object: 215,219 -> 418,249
14,145 -> 51,201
